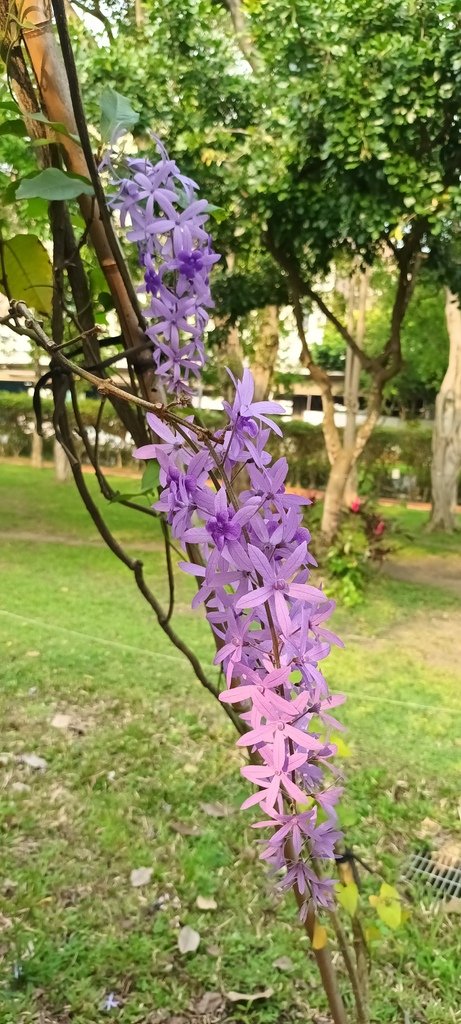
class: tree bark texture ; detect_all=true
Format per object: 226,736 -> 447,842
251,305 -> 279,401
429,289 -> 461,531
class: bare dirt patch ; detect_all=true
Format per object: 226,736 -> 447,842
385,553 -> 461,598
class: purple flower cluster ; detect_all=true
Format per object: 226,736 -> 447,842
109,140 -> 220,395
134,370 -> 345,916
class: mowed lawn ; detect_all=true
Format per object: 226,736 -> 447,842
1,464 -> 461,1024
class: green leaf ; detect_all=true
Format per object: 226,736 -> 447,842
100,87 -> 139,143
26,111 -> 81,143
0,234 -> 53,316
0,118 -> 27,138
97,291 -> 115,312
16,168 -> 94,201
207,204 -> 227,223
142,460 -> 160,492
0,99 -> 20,113
339,806 -> 358,828
336,881 -> 359,916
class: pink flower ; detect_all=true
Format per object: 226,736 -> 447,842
349,497 -> 362,513
373,520 -> 386,537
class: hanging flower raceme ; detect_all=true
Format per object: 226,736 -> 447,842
109,140 -> 220,395
133,367 -> 345,918
120,137 -> 345,920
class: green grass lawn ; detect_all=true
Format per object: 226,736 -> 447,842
1,465 -> 461,1024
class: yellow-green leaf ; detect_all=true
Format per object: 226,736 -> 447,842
369,883 -> 402,930
0,234 -> 52,316
331,733 -> 352,758
312,922 -> 328,949
364,924 -> 381,943
380,882 -> 399,901
336,881 -> 359,916
376,898 -> 401,930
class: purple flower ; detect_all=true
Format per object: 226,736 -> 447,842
241,749 -> 309,811
235,543 -> 324,636
185,487 -> 257,563
223,369 -> 286,438
109,140 -> 220,394
102,993 -> 119,1011
122,222 -> 345,918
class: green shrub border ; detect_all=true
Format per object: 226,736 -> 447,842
0,391 -> 451,499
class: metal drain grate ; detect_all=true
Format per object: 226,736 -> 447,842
402,849 -> 461,899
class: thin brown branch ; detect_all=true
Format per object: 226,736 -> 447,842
285,839 -> 348,1024
330,911 -> 369,1024
70,0 -> 115,40
291,289 -> 342,464
160,519 -> 175,624
265,226 -> 375,371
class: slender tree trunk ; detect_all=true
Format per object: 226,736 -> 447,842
134,0 -> 144,28
321,385 -> 382,542
31,429 -> 43,467
217,322 -> 244,401
251,305 -> 279,401
343,269 -> 369,506
322,449 -> 355,541
54,438 -> 70,481
429,289 -> 461,531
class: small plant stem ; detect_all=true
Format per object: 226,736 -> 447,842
286,839 -> 348,1024
330,910 -> 369,1024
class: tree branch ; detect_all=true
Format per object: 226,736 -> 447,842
221,0 -> 263,73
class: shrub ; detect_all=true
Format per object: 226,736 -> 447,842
1,394 -> 456,501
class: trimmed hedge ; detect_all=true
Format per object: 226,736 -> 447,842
0,392 -> 132,465
0,391 -> 443,499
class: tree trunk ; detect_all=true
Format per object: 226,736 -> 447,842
343,268 -> 369,506
251,305 -> 279,401
218,322 -> 244,402
429,289 -> 461,531
321,450 -> 355,542
54,439 -> 71,482
321,384 -> 382,541
31,429 -> 43,467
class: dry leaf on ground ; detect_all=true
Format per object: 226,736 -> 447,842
199,801 -> 233,818
272,955 -> 294,971
178,925 -> 200,954
195,895 -> 217,911
226,988 -> 274,1003
19,753 -> 47,770
194,992 -> 223,1015
130,867 -> 153,887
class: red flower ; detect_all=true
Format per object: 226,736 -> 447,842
373,520 -> 385,537
350,497 -> 362,513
